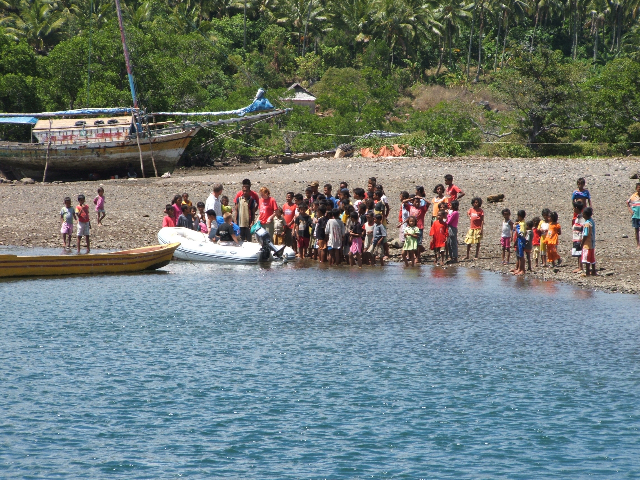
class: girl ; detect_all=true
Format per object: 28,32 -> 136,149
446,200 -> 459,263
538,209 -> 551,267
171,194 -> 183,223
464,197 -> 484,260
402,216 -> 419,266
431,184 -> 446,225
60,196 -> 74,249
430,209 -> 448,266
363,211 -> 375,265
348,212 -> 363,267
162,204 -> 176,228
93,187 -> 106,226
398,191 -> 410,245
500,208 -> 513,265
546,211 -> 562,266
572,177 -> 592,211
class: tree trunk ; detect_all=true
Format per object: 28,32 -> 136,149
592,14 -> 597,62
436,35 -> 444,75
501,20 -> 509,68
494,10 -> 502,72
448,23 -> 452,67
530,6 -> 539,56
466,5 -> 476,83
475,2 -> 484,82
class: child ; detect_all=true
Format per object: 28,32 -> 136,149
430,209 -> 448,266
531,216 -> 541,267
216,212 -> 240,245
315,206 -> 329,263
571,200 -> 585,273
295,202 -> 312,259
196,201 -> 206,224
348,211 -> 363,267
572,177 -> 592,211
398,191 -> 411,245
181,192 -> 192,208
282,192 -> 297,250
177,204 -> 193,229
444,174 -> 465,206
93,187 -> 106,226
191,206 -> 202,231
162,204 -> 176,227
547,211 -> 562,267
538,209 -> 550,267
171,194 -> 183,221
402,216 -> 419,266
273,207 -> 285,245
352,188 -> 365,211
525,220 -> 534,272
325,209 -> 344,266
371,214 -> 387,266
373,191 -> 386,225
431,184 -> 447,224
60,196 -> 74,249
446,200 -> 459,263
500,208 -> 513,265
626,183 -> 640,249
464,197 -> 484,260
220,195 -> 232,214
581,207 -> 596,276
363,211 -> 375,265
75,194 -> 90,253
512,210 -> 526,275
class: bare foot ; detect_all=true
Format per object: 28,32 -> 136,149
572,268 -> 582,273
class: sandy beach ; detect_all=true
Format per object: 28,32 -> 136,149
1,155 -> 639,294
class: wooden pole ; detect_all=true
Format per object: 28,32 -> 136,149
144,113 -> 158,177
134,115 -> 145,178
42,119 -> 52,183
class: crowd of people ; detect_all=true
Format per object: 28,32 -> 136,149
59,173 -> 640,274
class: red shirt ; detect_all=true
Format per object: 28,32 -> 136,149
162,215 -> 176,228
429,219 -> 448,249
76,204 -> 90,223
446,184 -> 462,202
258,196 -> 278,224
409,203 -> 427,229
282,202 -> 297,227
234,190 -> 260,203
468,208 -> 484,229
532,226 -> 541,245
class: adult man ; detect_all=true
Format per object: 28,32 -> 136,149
309,181 -> 320,201
235,187 -> 257,241
205,183 -> 224,237
234,178 -> 260,204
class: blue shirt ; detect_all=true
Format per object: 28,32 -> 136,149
572,189 -> 591,203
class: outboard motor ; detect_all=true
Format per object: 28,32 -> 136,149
252,222 -> 286,261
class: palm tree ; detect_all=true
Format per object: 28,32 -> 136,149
2,0 -> 67,52
436,0 -> 469,72
276,0 -> 325,56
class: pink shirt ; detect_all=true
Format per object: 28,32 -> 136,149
162,216 -> 176,228
446,211 -> 459,228
93,195 -> 105,211
259,196 -> 278,224
409,203 -> 427,229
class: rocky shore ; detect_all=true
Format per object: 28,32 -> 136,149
1,156 -> 639,294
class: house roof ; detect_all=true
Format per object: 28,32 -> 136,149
283,83 -> 316,101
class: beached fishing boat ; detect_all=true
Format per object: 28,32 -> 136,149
0,0 -> 288,181
0,243 -> 180,278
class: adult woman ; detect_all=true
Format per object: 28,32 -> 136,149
258,186 -> 278,240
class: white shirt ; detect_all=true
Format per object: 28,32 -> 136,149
205,193 -> 223,217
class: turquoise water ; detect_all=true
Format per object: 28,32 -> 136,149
1,260 -> 639,478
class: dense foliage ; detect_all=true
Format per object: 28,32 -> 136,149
1,0 -> 640,159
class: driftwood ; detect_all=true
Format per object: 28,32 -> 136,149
487,194 -> 505,203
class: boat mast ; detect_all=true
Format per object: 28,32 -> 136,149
114,0 -> 138,109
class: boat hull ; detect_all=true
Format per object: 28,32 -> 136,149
158,227 -> 295,264
0,243 -> 179,278
0,129 -> 198,180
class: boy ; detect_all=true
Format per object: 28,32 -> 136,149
295,202 -> 312,258
315,206 -> 329,263
273,208 -> 285,245
93,187 -> 106,226
572,177 -> 592,210
282,192 -> 297,251
371,214 -> 387,266
75,194 -> 91,253
626,183 -> 640,249
500,208 -> 513,265
512,210 -> 526,275
177,204 -> 194,229
581,207 -> 596,276
524,220 -> 534,272
429,209 -> 448,266
60,196 -> 74,249
325,209 -> 343,266
444,174 -> 465,206
446,200 -> 460,263
324,184 -> 338,208
571,200 -> 585,273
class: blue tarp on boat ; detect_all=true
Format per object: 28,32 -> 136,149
0,116 -> 38,125
152,89 -> 275,117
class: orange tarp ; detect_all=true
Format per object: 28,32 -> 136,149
360,144 -> 406,158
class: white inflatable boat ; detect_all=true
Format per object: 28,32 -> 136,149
157,227 -> 295,264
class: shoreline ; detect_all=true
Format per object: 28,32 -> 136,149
1,155 -> 638,295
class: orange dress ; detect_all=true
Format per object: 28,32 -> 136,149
547,223 -> 561,262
